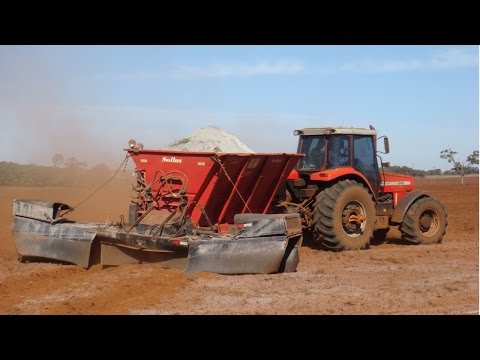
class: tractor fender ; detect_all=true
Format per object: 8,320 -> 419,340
391,190 -> 429,223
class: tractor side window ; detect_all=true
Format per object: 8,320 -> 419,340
353,135 -> 379,196
327,135 -> 350,168
353,136 -> 375,173
299,136 -> 325,170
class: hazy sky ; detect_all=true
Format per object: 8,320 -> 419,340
0,45 -> 478,170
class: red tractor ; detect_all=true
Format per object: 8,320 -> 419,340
281,126 -> 447,250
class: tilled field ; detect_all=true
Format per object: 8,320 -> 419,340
0,175 -> 477,314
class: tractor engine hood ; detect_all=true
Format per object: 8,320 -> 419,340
380,172 -> 415,192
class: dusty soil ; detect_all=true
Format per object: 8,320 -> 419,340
0,175 -> 478,314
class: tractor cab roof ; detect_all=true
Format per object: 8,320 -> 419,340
294,127 -> 377,136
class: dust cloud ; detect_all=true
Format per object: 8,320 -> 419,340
0,47 -> 121,168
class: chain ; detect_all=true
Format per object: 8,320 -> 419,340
61,154 -> 130,217
211,155 -> 252,213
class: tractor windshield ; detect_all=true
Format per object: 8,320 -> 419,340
327,135 -> 351,168
298,136 -> 326,170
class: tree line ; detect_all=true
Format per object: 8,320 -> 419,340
383,165 -> 478,178
0,161 -> 113,187
384,149 -> 479,184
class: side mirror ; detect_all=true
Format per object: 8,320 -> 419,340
382,161 -> 390,168
383,137 -> 390,154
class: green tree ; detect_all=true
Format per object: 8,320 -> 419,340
440,149 -> 479,184
65,157 -> 88,168
52,153 -> 64,167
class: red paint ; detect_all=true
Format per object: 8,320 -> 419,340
287,169 -> 300,180
128,149 -> 302,228
309,167 -> 376,195
380,172 -> 415,192
216,223 -> 231,234
380,172 -> 415,206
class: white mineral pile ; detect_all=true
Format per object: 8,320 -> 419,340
163,125 -> 254,153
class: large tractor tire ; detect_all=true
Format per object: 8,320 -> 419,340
313,179 -> 375,250
399,197 -> 447,244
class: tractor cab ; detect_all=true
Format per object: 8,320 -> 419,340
292,127 -> 384,198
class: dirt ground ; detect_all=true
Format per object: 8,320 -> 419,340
0,174 -> 478,314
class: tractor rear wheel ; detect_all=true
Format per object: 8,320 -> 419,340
399,197 -> 447,244
313,179 -> 375,250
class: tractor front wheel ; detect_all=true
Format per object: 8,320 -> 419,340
313,180 -> 375,250
399,197 -> 447,244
